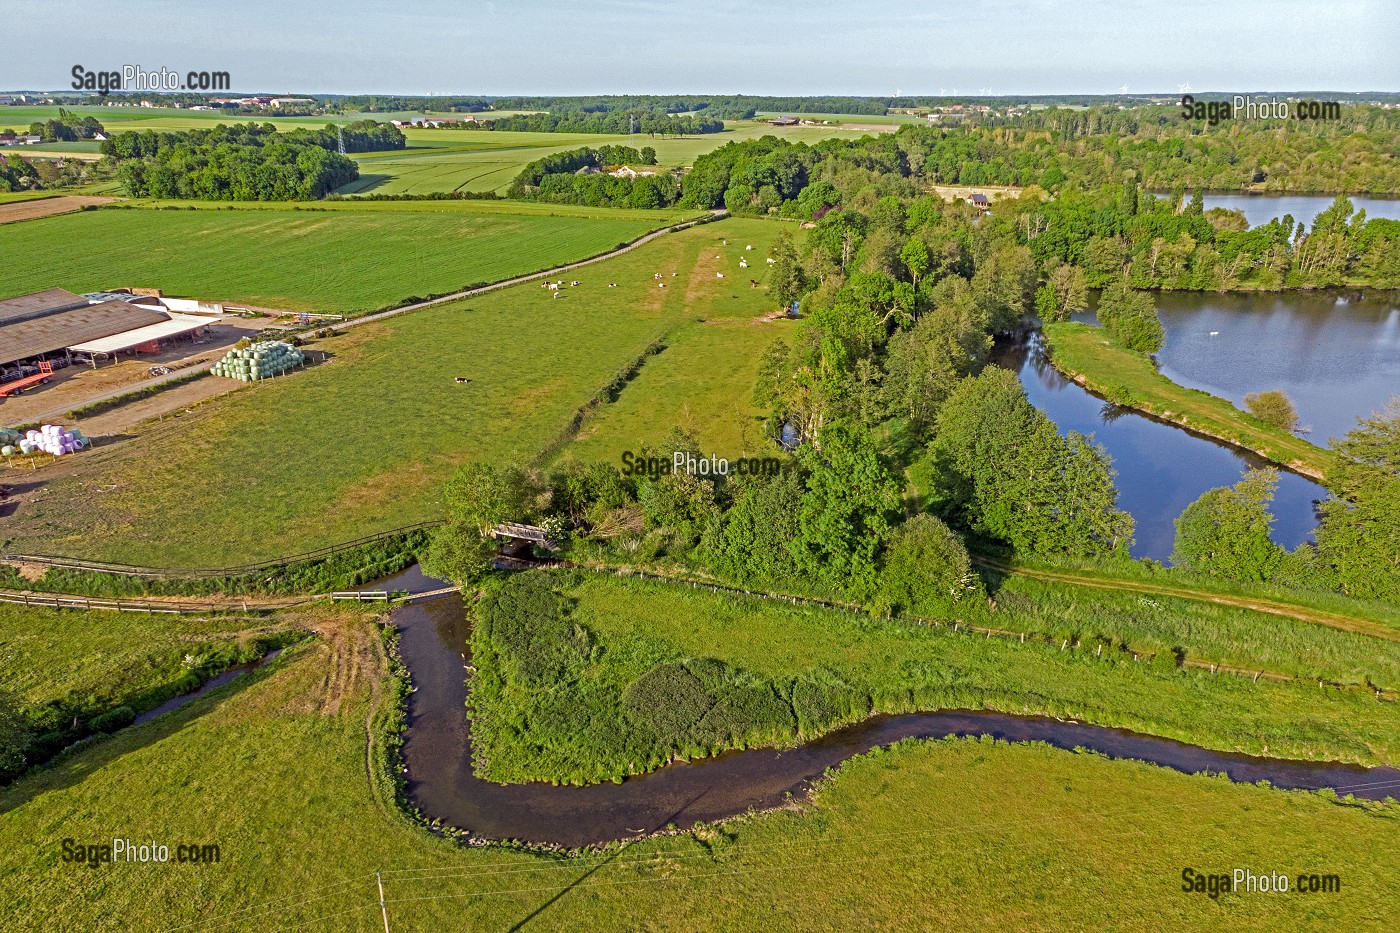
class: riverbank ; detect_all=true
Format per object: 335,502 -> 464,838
464,571 -> 1400,793
1042,321 -> 1335,482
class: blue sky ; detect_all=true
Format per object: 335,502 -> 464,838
7,0 -> 1398,95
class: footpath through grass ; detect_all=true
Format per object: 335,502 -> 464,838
0,200 -> 696,313
1043,321 -> 1334,481
2,218 -> 792,566
2,610 -> 1396,932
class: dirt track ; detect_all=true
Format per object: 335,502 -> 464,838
975,557 -> 1400,643
0,196 -> 116,224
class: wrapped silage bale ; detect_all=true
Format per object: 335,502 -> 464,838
212,340 -> 303,382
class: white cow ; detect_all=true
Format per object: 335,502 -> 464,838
739,259 -> 748,268
716,272 -> 725,279
745,244 -> 753,250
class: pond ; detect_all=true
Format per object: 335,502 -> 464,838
994,334 -> 1326,563
1152,290 -> 1400,447
393,590 -> 1400,848
1199,193 -> 1400,229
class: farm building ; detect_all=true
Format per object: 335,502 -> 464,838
767,116 -> 799,126
0,287 -> 222,378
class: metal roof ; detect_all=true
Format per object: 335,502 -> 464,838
0,299 -> 170,366
68,312 -> 219,355
0,288 -> 90,326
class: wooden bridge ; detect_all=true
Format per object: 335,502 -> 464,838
491,522 -> 560,551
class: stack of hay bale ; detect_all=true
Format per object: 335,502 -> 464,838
6,424 -> 88,457
211,341 -> 305,382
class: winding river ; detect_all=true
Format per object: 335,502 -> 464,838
387,576 -> 1400,849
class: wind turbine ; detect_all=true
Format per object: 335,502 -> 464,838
1178,82 -> 1193,95
1119,83 -> 1130,95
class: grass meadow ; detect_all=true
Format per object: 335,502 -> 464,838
472,572 -> 1399,787
1,607 -> 1395,931
0,603 -> 288,722
0,201 -> 697,313
2,218 -> 795,566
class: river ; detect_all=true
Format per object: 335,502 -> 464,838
387,578 -> 1400,849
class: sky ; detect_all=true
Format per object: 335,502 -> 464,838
6,0 -> 1399,96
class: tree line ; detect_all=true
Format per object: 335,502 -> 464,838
23,107 -> 105,141
98,121 -> 404,200
101,122 -> 359,200
678,133 -> 1400,290
452,109 -> 723,136
507,145 -> 680,209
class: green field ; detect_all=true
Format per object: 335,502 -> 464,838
470,572 -> 1399,786
4,105 -> 866,197
2,607 -> 1395,932
0,603 -> 313,757
0,200 -> 696,313
341,123 -> 864,196
1043,321 -> 1335,481
2,218 -> 793,566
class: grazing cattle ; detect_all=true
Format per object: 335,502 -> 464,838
740,259 -> 748,268
658,282 -> 666,288
716,272 -> 725,279
766,257 -> 775,264
454,377 -> 472,384
571,280 -> 580,286
654,272 -> 662,279
608,283 -> 617,287
547,282 -> 559,291
745,244 -> 753,250
722,239 -> 727,245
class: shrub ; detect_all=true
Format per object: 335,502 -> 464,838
875,514 -> 983,616
1244,389 -> 1300,432
89,705 -> 136,733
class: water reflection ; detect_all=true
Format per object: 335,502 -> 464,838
994,334 -> 1326,562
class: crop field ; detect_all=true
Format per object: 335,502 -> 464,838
1,608 -> 1394,932
0,201 -> 696,313
1,218 -> 792,566
340,123 -> 861,195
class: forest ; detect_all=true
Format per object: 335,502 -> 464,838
97,121 -> 403,200
432,132 -> 1399,607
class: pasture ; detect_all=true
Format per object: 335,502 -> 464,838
1,606 -> 1394,931
1,218 -> 792,566
0,602 -> 286,721
0,200 -> 696,313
